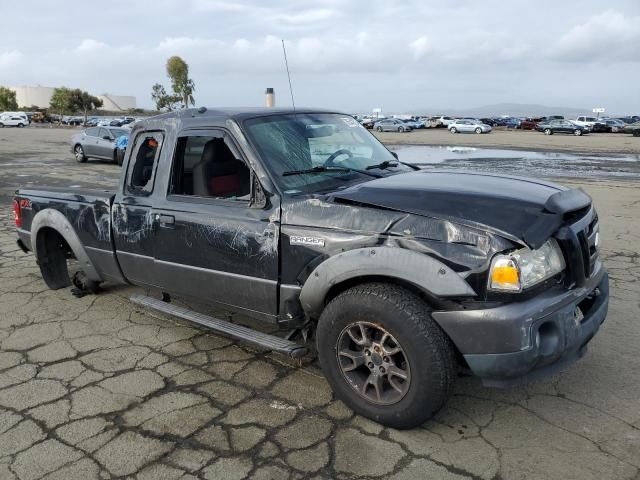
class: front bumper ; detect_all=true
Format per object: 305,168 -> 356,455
432,265 -> 608,387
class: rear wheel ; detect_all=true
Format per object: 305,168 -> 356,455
17,123 -> 24,128
574,129 -> 582,136
397,127 -> 404,132
317,283 -> 456,429
475,127 -> 482,134
74,144 -> 87,163
544,128 -> 552,135
36,230 -> 71,290
0,123 -> 4,128
377,126 -> 383,132
450,127 -> 457,133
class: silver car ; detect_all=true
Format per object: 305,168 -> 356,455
449,119 -> 492,134
71,127 -> 128,163
374,118 -> 412,132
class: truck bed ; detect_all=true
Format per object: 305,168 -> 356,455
15,186 -> 124,284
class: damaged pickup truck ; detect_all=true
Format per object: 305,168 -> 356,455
13,108 -> 608,428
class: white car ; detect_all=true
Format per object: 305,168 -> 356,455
0,113 -> 28,128
573,116 -> 601,128
449,119 -> 492,134
434,115 -> 454,127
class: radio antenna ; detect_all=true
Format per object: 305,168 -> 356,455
281,39 -> 296,111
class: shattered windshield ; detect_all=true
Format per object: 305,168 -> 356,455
244,113 -> 411,194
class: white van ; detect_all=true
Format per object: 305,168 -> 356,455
0,113 -> 28,128
0,112 -> 29,126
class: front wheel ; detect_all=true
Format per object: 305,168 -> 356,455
316,283 -> 456,429
74,145 -> 87,163
17,123 -> 25,128
397,127 -> 404,132
376,126 -> 383,132
544,128 -> 552,135
475,127 -> 482,134
574,129 -> 583,136
450,127 -> 457,134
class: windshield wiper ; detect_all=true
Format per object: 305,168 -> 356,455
365,160 -> 399,170
282,165 -> 381,178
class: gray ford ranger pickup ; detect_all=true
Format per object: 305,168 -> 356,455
13,108 -> 608,428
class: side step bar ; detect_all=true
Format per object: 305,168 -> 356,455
130,294 -> 308,358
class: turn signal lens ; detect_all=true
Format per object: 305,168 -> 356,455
489,257 -> 521,291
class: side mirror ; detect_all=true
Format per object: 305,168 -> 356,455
103,135 -> 112,140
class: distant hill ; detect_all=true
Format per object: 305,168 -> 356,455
412,103 -> 590,118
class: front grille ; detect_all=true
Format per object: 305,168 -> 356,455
556,208 -> 599,287
577,213 -> 599,278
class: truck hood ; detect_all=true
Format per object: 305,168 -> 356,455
331,170 -> 592,248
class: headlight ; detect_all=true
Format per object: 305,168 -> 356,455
489,239 -> 565,292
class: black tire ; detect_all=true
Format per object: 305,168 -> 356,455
17,123 -> 24,128
376,126 -> 383,132
450,127 -> 457,133
74,144 -> 87,163
475,127 -> 482,134
574,129 -> 582,136
316,283 -> 456,429
544,128 -> 552,135
116,148 -> 125,166
36,230 -> 71,290
397,127 -> 404,132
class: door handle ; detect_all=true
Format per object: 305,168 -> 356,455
156,214 -> 175,227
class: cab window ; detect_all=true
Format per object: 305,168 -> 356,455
126,132 -> 163,195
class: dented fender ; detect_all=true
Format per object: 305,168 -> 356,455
31,208 -> 103,282
299,246 -> 477,318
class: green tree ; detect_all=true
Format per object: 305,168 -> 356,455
151,83 -> 180,112
166,56 -> 195,108
0,87 -> 18,111
49,87 -> 73,122
69,89 -> 103,125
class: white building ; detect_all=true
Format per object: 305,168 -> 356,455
98,94 -> 136,111
9,86 -> 136,112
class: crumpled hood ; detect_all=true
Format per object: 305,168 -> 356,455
331,170 -> 591,248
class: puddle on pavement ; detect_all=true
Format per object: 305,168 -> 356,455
390,145 -> 640,180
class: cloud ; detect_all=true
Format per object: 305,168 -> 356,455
551,11 -> 640,62
270,8 -> 337,25
0,49 -> 23,68
409,36 -> 431,60
75,39 -> 108,52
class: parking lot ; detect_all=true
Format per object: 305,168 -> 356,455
0,127 -> 639,479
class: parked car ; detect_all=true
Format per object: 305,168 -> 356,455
519,117 -> 544,130
479,118 -> 497,127
433,115 -> 454,127
622,121 -> 640,135
573,116 -> 604,129
536,119 -> 589,136
374,118 -> 412,132
70,126 -> 129,163
601,119 -> 626,133
400,119 -> 422,129
449,119 -> 492,134
1,112 -> 29,125
14,107 -> 608,429
0,113 -> 28,128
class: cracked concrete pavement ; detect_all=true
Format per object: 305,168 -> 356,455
0,128 -> 639,479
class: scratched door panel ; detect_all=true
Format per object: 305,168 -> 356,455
151,198 -> 280,316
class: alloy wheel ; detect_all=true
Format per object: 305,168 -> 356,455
336,321 -> 411,405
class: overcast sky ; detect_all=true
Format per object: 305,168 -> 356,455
1,0 -> 639,114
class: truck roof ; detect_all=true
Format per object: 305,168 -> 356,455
143,107 -> 342,124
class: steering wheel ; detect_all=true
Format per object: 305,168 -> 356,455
324,149 -> 353,167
